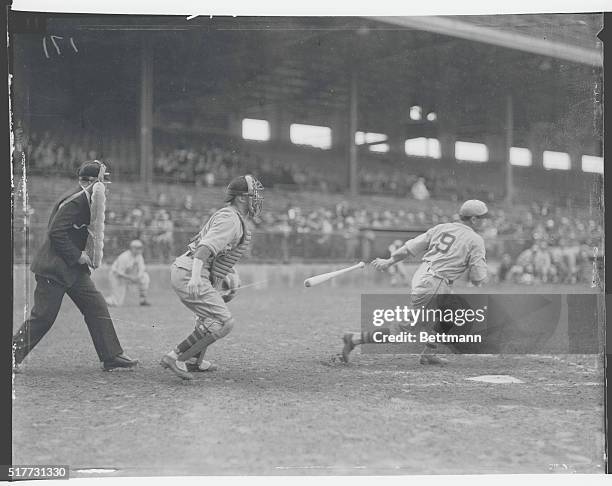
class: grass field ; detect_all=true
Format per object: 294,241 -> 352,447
12,266 -> 605,476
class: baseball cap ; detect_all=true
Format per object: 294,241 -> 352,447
459,199 -> 488,218
224,174 -> 264,202
224,175 -> 249,202
130,239 -> 144,248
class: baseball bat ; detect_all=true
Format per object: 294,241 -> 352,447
304,261 -> 366,287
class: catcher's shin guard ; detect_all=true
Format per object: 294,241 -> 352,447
176,317 -> 235,362
176,321 -> 209,354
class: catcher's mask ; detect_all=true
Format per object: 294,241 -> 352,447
224,174 -> 264,217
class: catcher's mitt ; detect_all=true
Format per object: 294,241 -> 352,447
219,271 -> 241,303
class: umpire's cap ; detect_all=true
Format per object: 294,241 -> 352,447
459,200 -> 488,218
77,160 -> 110,180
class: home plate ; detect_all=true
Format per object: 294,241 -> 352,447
466,375 -> 524,384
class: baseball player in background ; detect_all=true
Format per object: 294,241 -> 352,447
160,175 -> 264,380
341,199 -> 489,365
105,240 -> 151,307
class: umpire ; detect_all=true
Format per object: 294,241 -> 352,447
13,160 -> 138,372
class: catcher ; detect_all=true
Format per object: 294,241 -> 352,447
341,199 -> 489,365
160,174 -> 264,380
13,161 -> 138,372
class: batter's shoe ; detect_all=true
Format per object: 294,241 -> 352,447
102,354 -> 139,371
140,300 -> 151,306
419,354 -> 448,365
185,358 -> 218,372
160,354 -> 193,380
341,333 -> 356,363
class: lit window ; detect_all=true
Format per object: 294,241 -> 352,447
455,141 -> 489,163
355,131 -> 386,145
426,112 -> 437,122
369,143 -> 389,153
290,124 -> 332,150
582,155 -> 603,174
355,131 -> 388,152
242,118 -> 270,141
510,147 -> 532,166
410,106 -> 422,121
543,150 -> 571,170
404,138 -> 441,159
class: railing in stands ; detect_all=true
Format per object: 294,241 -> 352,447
14,224 -> 530,265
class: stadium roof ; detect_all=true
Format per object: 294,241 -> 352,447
373,14 -> 602,65
15,14 -> 603,147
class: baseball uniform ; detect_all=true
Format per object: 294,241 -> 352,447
106,250 -> 150,306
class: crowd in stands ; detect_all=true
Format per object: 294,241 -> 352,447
19,174 -> 602,285
22,131 -> 99,174
24,131 -> 493,200
97,187 -> 602,283
491,202 -> 602,285
20,131 -> 602,285
358,170 -> 495,202
153,141 -> 336,191
152,141 -> 489,201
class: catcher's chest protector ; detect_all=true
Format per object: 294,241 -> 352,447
209,210 -> 252,282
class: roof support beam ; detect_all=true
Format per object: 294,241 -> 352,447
139,35 -> 154,192
348,69 -> 359,197
368,16 -> 602,67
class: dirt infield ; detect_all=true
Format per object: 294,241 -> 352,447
12,269 -> 604,476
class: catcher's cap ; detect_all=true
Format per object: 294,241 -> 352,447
224,174 -> 263,201
459,199 -> 488,218
78,160 -> 109,179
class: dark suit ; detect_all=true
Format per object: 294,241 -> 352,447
13,185 -> 124,364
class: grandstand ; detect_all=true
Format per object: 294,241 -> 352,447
11,14 -> 604,276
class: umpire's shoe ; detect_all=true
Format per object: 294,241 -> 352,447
102,353 -> 139,371
160,354 -> 193,380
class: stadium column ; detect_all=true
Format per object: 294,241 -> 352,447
268,104 -> 289,144
568,144 -> 583,172
348,70 -> 358,196
387,108 -> 407,157
139,34 -> 154,192
528,122 -> 546,169
504,95 -> 514,204
331,109 -> 348,151
438,130 -> 456,161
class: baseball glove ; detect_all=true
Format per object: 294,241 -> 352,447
220,270 -> 241,303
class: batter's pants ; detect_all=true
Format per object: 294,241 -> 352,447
390,262 -> 453,337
